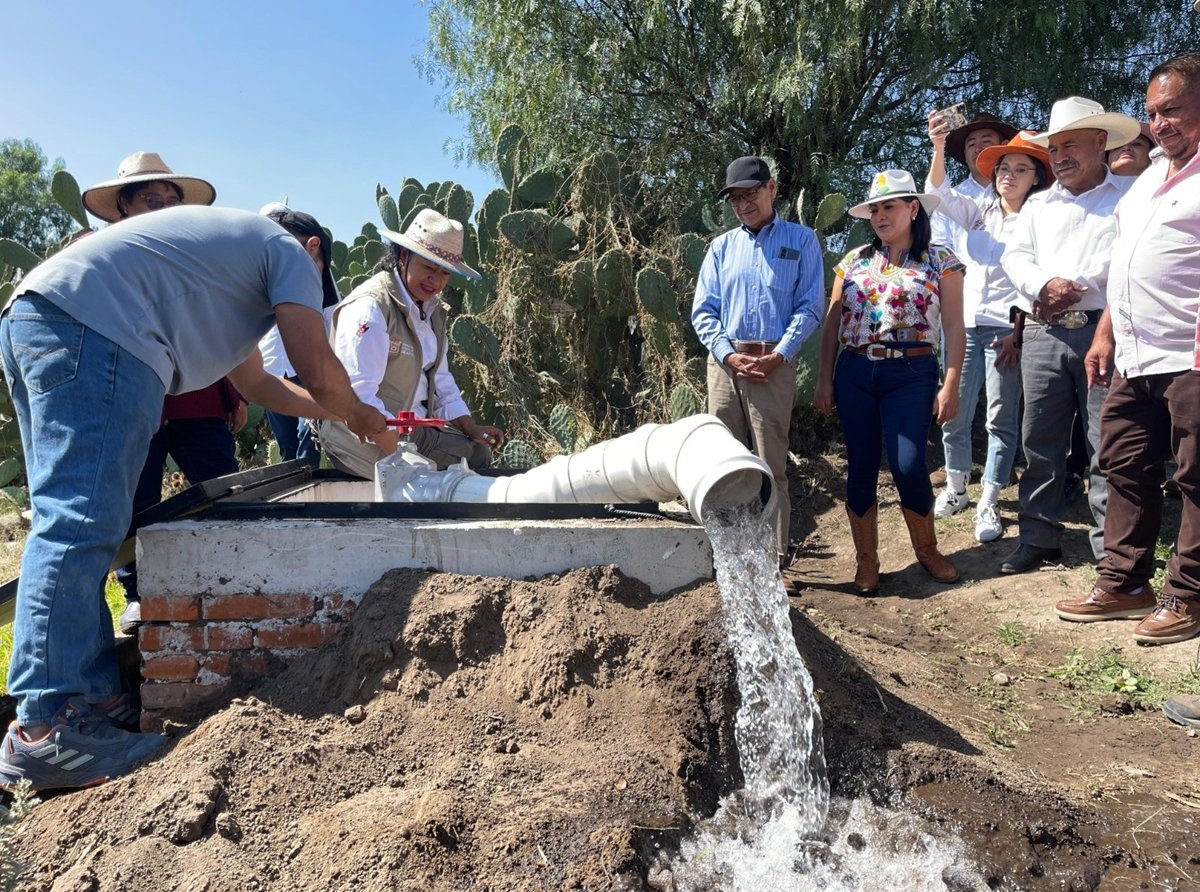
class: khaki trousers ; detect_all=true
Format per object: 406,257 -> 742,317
706,355 -> 795,556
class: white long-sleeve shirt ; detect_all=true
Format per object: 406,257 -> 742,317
331,271 -> 470,420
929,175 -> 992,256
1002,169 -> 1135,313
1108,145 -> 1200,377
927,177 -> 1021,329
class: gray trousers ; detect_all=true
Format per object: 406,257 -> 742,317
1018,320 -> 1107,558
707,354 -> 795,557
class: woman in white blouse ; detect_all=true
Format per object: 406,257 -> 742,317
925,120 -> 1053,542
319,209 -> 504,479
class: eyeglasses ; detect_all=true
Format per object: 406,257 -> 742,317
727,186 -> 764,206
995,164 -> 1035,178
133,192 -> 182,210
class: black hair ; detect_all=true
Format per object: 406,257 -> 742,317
1149,52 -> 1200,91
989,155 -> 1051,196
380,243 -> 405,273
116,180 -> 183,217
861,199 -> 932,261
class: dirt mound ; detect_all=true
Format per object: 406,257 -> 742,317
14,567 -> 740,892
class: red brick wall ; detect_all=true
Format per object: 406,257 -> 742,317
137,591 -> 359,731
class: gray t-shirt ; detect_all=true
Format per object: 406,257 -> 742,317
13,206 -> 323,394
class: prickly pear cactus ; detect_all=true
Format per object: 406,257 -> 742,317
495,124 -> 530,190
450,315 -> 501,365
635,266 -> 679,323
669,384 -> 699,422
378,193 -> 401,232
498,438 -> 541,470
548,403 -> 577,452
51,170 -> 90,230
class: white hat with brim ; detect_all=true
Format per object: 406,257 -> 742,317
1025,96 -> 1142,150
83,151 -> 215,223
848,169 -> 942,220
380,208 -> 482,281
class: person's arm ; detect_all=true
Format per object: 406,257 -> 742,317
269,302 -> 387,439
692,239 -> 762,379
935,268 -> 966,425
1000,204 -> 1053,313
1084,306 -> 1116,388
813,275 -> 845,416
429,332 -> 505,448
330,302 -> 390,413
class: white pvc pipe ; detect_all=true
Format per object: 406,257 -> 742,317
377,414 -> 774,525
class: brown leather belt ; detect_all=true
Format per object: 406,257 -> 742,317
733,340 -> 777,356
847,343 -> 935,361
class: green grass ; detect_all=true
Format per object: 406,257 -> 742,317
1049,646 -> 1175,710
1151,537 -> 1175,595
0,574 -> 126,697
994,621 -> 1031,648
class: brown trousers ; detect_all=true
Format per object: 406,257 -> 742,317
1097,368 -> 1200,600
706,355 -> 796,556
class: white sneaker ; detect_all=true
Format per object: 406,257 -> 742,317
974,503 -> 1003,542
934,487 -> 969,518
117,601 -> 142,636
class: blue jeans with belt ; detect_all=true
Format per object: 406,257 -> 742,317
1,295 -> 165,725
834,349 -> 939,517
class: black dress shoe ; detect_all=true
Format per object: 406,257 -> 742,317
999,543 -> 1063,575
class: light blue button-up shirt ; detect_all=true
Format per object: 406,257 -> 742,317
691,213 -> 824,364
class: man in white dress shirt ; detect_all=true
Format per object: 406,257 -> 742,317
1055,54 -> 1200,647
999,97 -> 1140,575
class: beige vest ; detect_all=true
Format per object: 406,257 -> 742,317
319,271 -> 449,478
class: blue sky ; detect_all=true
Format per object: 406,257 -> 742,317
1,1 -> 500,242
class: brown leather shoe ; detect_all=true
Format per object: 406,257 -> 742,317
1133,595 -> 1200,645
1054,585 -> 1155,622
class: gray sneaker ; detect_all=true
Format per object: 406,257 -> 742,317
1163,694 -> 1200,730
118,600 -> 142,636
0,699 -> 165,792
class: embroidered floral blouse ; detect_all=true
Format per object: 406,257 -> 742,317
833,244 -> 965,347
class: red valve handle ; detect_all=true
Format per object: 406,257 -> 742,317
385,411 -> 447,435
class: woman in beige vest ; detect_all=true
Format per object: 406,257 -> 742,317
319,209 -> 504,478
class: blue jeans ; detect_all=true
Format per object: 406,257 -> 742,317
940,325 -> 1022,488
265,375 -> 320,467
834,350 -> 939,517
117,416 -> 240,602
1,296 -> 165,726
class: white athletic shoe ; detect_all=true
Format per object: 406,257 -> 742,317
974,503 -> 1003,542
934,487 -> 969,518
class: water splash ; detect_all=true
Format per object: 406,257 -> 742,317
658,506 -> 984,891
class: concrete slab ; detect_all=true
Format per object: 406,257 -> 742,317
138,517 -> 713,598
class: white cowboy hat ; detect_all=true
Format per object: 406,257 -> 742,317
380,208 -> 482,281
1026,97 -> 1142,150
82,151 -> 216,223
848,170 -> 942,219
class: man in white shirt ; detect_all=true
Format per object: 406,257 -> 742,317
929,113 -> 1017,252
999,97 -> 1140,575
1055,54 -> 1200,647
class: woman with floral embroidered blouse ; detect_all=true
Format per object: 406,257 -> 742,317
814,169 -> 966,593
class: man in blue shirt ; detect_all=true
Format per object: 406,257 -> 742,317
691,156 -> 824,566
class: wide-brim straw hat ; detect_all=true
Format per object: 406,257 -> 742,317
945,113 -> 1020,166
82,151 -> 215,223
848,170 -> 942,220
976,131 -> 1056,184
380,208 -> 481,281
1026,97 -> 1142,150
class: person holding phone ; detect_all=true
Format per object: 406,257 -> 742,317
924,125 -> 1054,543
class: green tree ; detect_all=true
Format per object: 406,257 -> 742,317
421,0 -> 1198,217
0,139 -> 73,257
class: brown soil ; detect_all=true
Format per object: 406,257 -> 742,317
10,445 -> 1200,890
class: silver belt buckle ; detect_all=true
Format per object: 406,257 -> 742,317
1055,310 -> 1088,330
865,344 -> 892,361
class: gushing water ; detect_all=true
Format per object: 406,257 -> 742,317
657,506 -> 982,891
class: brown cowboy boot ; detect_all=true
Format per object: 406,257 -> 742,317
846,506 -> 880,593
901,506 -> 959,583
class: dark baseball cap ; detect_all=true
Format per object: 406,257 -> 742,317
265,207 -> 341,309
717,156 -> 771,199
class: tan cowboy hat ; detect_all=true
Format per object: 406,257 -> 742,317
848,170 -> 941,219
976,131 -> 1056,184
1026,97 -> 1142,150
380,208 -> 482,281
82,151 -> 216,223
